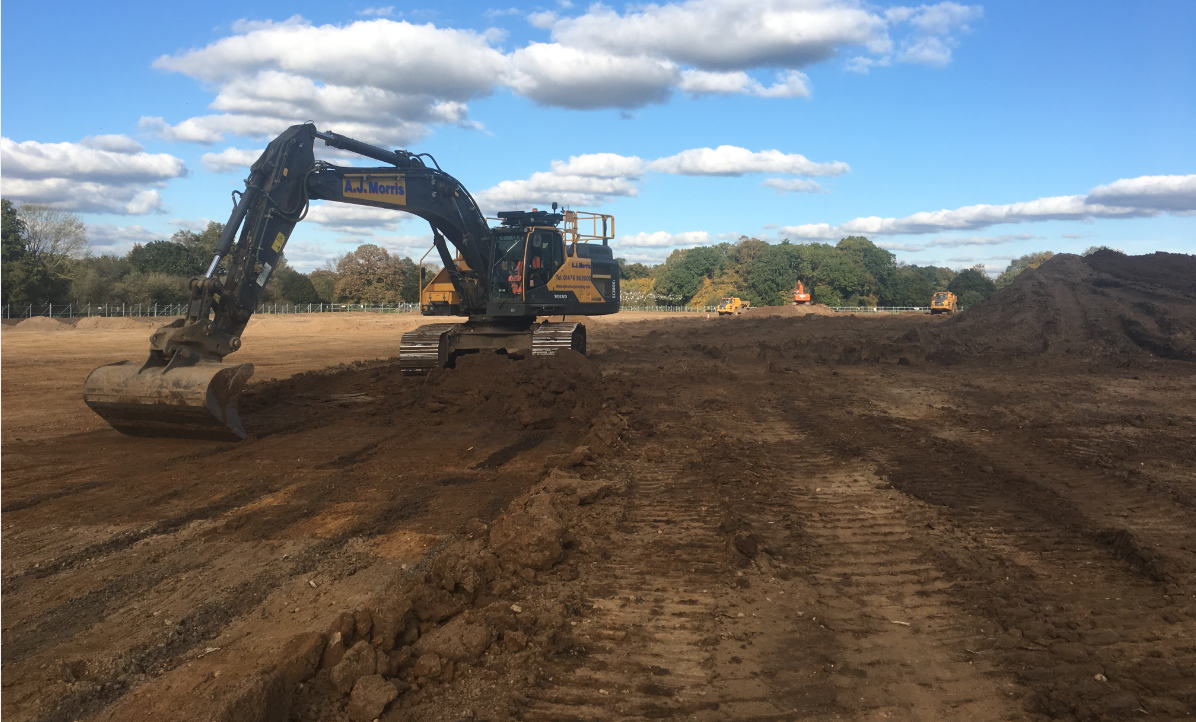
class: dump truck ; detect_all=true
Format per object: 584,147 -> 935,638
717,297 -> 751,316
930,291 -> 958,315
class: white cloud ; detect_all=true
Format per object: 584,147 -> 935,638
506,44 -> 678,109
1,136 -> 187,215
476,145 -> 846,211
145,3 -> 982,147
679,69 -> 810,98
546,0 -> 890,71
549,153 -> 647,178
762,178 -> 825,194
925,233 -> 1037,248
171,217 -> 216,231
306,202 -> 409,235
201,147 -> 264,173
475,172 -> 641,211
648,146 -> 848,176
147,18 -> 505,146
614,231 -> 712,248
846,56 -> 875,74
86,223 -> 163,251
777,175 -> 1189,240
1086,174 -> 1196,212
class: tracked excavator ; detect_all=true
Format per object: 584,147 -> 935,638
83,124 -> 619,442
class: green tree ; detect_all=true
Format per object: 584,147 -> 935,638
309,269 -> 338,303
812,284 -> 843,307
128,240 -> 209,276
277,268 -> 322,304
656,245 -> 727,304
883,267 -> 936,306
947,266 -> 996,306
1081,245 -> 1123,257
397,256 -> 422,303
334,244 -> 407,304
69,255 -> 133,304
2,199 -> 26,264
994,251 -> 1054,288
617,258 -> 653,280
1,200 -> 81,306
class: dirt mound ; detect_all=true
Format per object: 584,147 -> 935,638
73,316 -> 174,330
738,303 -> 837,318
928,251 -> 1196,362
7,316 -> 72,332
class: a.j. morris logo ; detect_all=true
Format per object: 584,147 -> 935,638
343,175 -> 406,205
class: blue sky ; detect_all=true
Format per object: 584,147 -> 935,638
3,0 -> 1194,273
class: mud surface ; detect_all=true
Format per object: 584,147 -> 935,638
3,254 -> 1195,722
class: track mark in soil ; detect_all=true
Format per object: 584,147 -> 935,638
473,432 -> 550,470
1,480 -> 107,513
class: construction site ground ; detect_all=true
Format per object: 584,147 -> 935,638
3,259 -> 1195,722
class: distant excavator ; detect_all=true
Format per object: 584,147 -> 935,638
83,123 -> 619,442
792,280 -> 811,305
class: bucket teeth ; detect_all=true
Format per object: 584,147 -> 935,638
84,360 -> 254,441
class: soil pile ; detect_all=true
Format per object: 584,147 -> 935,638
739,303 -> 837,318
930,250 -> 1196,362
241,349 -> 633,448
7,317 -> 72,332
73,317 -> 174,330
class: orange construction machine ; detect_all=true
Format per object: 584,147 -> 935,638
793,281 -> 812,305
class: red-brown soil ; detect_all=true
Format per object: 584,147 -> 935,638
2,254 -> 1195,722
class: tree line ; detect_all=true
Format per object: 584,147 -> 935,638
618,236 -> 1006,308
4,198 -> 1079,312
1,199 -> 424,309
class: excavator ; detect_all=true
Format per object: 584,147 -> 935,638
792,280 -> 811,305
83,124 -> 619,442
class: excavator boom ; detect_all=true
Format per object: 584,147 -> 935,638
83,124 -> 618,440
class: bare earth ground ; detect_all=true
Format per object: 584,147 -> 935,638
3,286 -> 1195,722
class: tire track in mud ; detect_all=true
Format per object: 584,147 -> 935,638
837,403 -> 1196,719
523,459 -> 730,721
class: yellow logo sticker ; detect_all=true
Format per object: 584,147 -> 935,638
547,257 -> 605,304
342,175 -> 406,205
271,232 -> 286,253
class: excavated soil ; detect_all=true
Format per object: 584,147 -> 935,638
3,253 -> 1195,722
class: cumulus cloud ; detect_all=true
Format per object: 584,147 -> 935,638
144,3 -> 981,147
778,175 -> 1193,240
86,223 -> 164,251
614,231 -> 712,248
476,145 -> 845,211
679,69 -> 810,98
1,136 -> 187,215
762,178 -> 825,194
1086,174 -> 1196,212
201,147 -> 264,173
146,18 -> 505,146
306,201 -> 409,235
648,146 -> 848,176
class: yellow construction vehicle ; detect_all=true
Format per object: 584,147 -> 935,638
83,124 -> 619,441
930,291 -> 958,314
717,297 -> 751,316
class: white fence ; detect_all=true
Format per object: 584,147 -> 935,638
830,307 -> 931,313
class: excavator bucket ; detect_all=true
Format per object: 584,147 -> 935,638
83,360 -> 254,442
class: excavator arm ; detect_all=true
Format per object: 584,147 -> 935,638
83,123 -> 498,440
